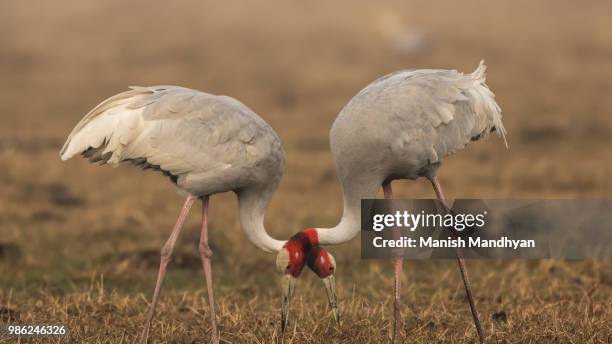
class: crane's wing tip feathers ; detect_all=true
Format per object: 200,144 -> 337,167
472,60 -> 487,81
59,147 -> 75,161
59,142 -> 71,160
59,147 -> 75,160
469,59 -> 508,149
501,134 -> 509,149
495,125 -> 509,149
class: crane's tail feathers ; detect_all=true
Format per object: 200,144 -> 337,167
59,87 -> 154,163
469,60 -> 508,148
471,59 -> 487,82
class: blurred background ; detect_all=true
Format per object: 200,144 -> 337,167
1,0 -> 611,342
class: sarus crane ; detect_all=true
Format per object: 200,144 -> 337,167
277,60 -> 507,343
59,86 -> 322,344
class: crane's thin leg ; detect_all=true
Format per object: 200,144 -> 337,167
199,195 -> 219,344
139,194 -> 197,344
382,181 -> 402,344
428,176 -> 485,344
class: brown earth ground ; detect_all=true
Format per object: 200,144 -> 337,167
1,0 -> 611,343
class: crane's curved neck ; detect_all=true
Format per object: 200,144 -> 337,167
237,184 -> 285,253
315,173 -> 382,245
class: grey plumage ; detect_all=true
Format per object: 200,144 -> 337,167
317,60 -> 508,244
60,86 -> 284,197
333,60 -> 505,180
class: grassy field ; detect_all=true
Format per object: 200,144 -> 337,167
1,0 -> 611,342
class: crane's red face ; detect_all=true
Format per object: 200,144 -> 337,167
306,246 -> 340,324
307,246 -> 336,278
276,228 -> 319,333
276,228 -> 319,277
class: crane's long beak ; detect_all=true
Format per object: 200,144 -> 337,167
322,275 -> 340,325
281,274 -> 296,334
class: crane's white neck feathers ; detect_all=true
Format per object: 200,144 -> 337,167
314,174 -> 382,245
237,185 -> 285,253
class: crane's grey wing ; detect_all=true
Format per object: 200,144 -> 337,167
60,86 -> 277,187
343,60 -> 507,163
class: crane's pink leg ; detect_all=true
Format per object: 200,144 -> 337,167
139,194 -> 197,344
199,196 -> 219,344
382,181 -> 402,343
429,176 -> 485,344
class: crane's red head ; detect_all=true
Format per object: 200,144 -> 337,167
306,246 -> 340,325
307,246 -> 336,278
276,228 -> 319,277
277,232 -> 340,330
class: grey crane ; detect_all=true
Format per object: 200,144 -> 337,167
60,86 -> 294,344
277,60 -> 507,343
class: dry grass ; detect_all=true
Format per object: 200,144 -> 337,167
2,261 -> 611,343
1,0 -> 612,343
